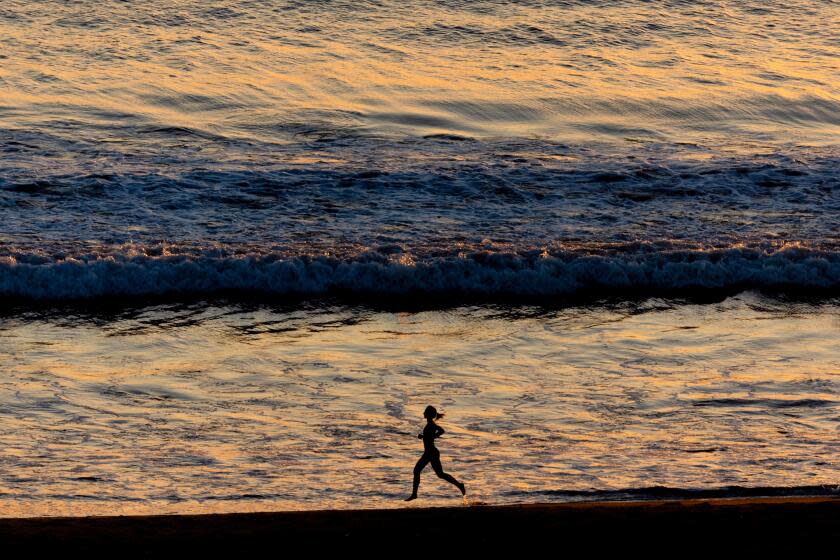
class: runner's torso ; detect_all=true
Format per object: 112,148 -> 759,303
422,422 -> 439,452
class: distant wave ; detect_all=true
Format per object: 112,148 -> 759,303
2,246 -> 840,301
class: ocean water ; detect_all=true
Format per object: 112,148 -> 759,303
1,0 -> 839,515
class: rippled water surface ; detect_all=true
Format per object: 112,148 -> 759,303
1,295 -> 838,516
1,1 -> 839,300
3,0 -> 838,144
1,0 -> 839,515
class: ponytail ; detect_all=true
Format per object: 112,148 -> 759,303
423,405 -> 443,420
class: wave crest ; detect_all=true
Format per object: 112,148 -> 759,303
2,246 -> 840,301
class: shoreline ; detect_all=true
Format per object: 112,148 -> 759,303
2,496 -> 839,553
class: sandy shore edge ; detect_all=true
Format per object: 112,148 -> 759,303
2,496 -> 838,553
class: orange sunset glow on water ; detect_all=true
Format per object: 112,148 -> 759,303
2,1 -> 837,145
1,296 -> 838,516
0,0 -> 839,519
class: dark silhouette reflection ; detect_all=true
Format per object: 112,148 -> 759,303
405,405 -> 466,501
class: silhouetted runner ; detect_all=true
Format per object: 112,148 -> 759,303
405,405 -> 466,501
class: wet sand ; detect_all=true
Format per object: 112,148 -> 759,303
2,497 -> 838,554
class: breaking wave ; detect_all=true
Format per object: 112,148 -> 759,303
3,245 -> 840,301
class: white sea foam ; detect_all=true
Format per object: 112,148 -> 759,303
3,246 -> 839,300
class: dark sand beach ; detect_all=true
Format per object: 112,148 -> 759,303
2,2 -> 839,556
2,497 -> 839,554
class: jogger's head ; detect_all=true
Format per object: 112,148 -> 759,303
424,405 -> 443,420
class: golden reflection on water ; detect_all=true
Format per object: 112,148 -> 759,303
1,0 -> 840,518
0,295 -> 838,516
1,1 -> 837,144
